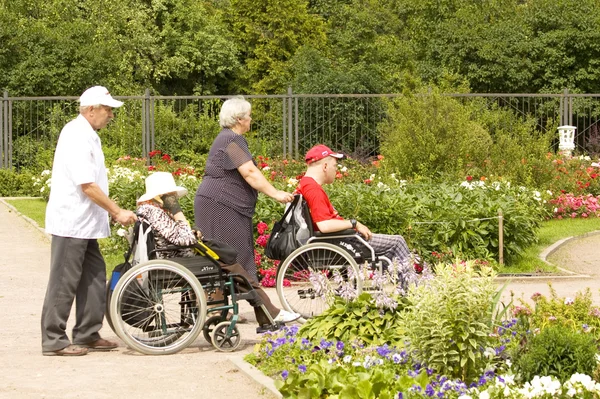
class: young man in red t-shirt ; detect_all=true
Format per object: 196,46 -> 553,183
296,144 -> 411,265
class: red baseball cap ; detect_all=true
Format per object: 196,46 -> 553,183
305,144 -> 345,164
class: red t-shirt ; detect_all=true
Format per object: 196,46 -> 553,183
297,176 -> 343,231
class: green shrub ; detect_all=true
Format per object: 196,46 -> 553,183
379,88 -> 493,180
324,178 -> 544,265
0,169 -> 36,196
298,293 -> 408,346
400,261 -> 500,382
514,324 -> 598,383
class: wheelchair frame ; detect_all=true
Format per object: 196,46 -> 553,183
106,220 -> 280,355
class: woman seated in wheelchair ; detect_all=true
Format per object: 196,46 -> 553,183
136,172 -> 300,327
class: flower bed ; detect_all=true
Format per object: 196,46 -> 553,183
247,261 -> 600,398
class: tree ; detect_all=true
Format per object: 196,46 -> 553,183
226,0 -> 326,93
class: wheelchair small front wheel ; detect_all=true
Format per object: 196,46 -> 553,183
211,321 -> 242,352
276,242 -> 362,323
203,315 -> 223,343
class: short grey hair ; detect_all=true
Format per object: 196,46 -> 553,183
219,96 -> 251,128
79,104 -> 103,114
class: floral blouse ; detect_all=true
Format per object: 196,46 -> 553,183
136,203 -> 196,259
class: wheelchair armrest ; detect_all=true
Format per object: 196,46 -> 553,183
314,229 -> 357,237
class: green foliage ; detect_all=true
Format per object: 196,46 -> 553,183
298,293 -> 407,346
514,324 -> 598,383
227,0 -> 327,93
516,286 -> 600,337
324,177 -> 544,265
274,359 -> 422,399
380,89 -> 493,180
400,261 -> 500,382
0,169 -> 36,196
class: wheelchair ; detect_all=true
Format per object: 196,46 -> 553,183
275,212 -> 393,324
106,220 -> 281,355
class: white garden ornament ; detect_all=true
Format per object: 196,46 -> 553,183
557,125 -> 576,156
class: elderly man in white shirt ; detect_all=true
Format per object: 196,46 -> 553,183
41,86 -> 137,356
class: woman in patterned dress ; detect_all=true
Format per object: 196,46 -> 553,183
194,97 -> 293,282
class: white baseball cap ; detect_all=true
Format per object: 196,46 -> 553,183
79,86 -> 123,108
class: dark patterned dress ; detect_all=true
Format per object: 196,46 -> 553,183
194,129 -> 259,282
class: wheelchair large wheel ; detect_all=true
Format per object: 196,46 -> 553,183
276,242 -> 362,323
109,260 -> 207,355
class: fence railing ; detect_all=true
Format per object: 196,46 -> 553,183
2,88 -> 600,170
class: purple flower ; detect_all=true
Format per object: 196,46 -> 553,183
298,365 -> 307,373
281,370 -> 289,380
336,341 -> 345,351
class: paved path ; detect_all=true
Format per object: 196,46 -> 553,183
1,199 -> 599,398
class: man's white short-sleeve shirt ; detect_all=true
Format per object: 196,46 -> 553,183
45,114 -> 110,239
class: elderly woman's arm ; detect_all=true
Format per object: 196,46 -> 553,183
137,204 -> 197,246
237,160 -> 293,203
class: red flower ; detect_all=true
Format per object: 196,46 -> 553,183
257,221 -> 269,235
256,234 -> 269,248
147,165 -> 156,171
149,150 -> 161,158
466,176 -> 473,181
364,179 -> 372,185
161,154 -> 172,163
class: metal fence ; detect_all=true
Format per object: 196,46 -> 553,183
2,88 -> 600,170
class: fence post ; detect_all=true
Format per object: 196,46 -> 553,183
2,91 -> 10,170
294,93 -> 299,159
287,86 -> 293,159
282,92 -> 287,158
0,91 -> 4,168
562,88 -> 570,127
142,88 -> 151,164
498,209 -> 504,265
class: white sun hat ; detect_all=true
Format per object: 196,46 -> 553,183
79,85 -> 124,108
137,172 -> 188,204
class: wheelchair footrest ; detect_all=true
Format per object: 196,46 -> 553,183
237,291 -> 261,305
256,322 -> 285,334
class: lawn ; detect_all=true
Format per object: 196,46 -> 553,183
5,198 -> 125,273
5,197 -> 600,274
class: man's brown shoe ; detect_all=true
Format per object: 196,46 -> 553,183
80,338 -> 118,351
43,345 -> 88,356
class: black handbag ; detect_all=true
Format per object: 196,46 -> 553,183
265,194 -> 313,261
200,238 -> 238,265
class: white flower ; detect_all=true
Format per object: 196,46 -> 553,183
458,395 -> 472,399
287,178 -> 299,188
340,166 -> 348,173
565,297 -> 574,305
478,391 -> 490,399
41,169 -> 51,176
343,355 -> 352,363
546,190 -> 553,196
483,347 -> 496,358
117,228 -> 128,237
262,166 -> 270,170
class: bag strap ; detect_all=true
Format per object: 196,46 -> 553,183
281,194 -> 302,226
123,219 -> 143,263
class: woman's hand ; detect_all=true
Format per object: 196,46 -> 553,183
192,229 -> 203,240
274,190 -> 294,203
